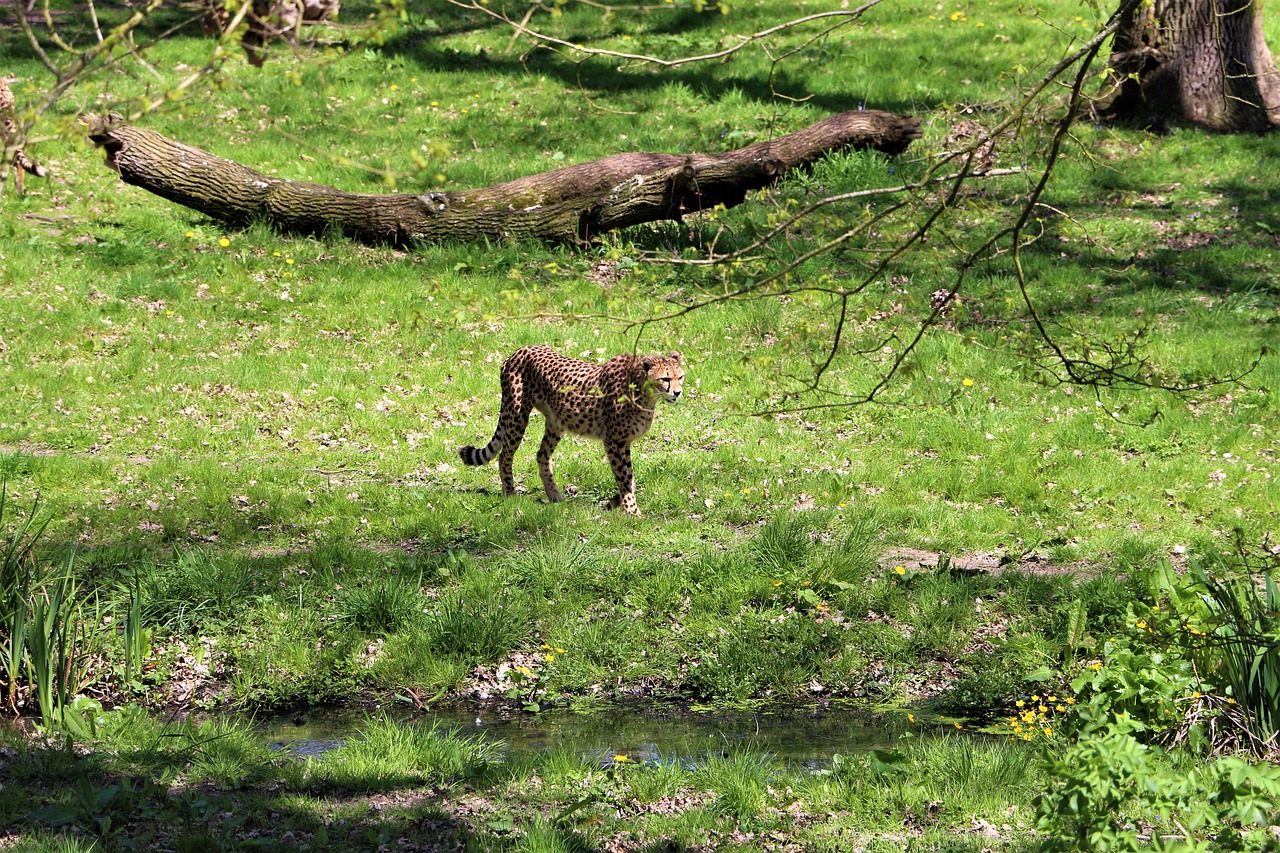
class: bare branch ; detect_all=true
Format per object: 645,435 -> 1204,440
447,0 -> 884,69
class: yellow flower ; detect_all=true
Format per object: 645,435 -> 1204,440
1056,705 -> 1066,713
895,566 -> 907,576
1015,699 -> 1025,708
545,654 -> 555,662
962,378 -> 975,387
908,714 -> 916,723
1066,697 -> 1076,705
286,258 -> 294,265
555,647 -> 565,653
614,754 -> 630,763
219,237 -> 230,247
1042,727 -> 1053,737
185,230 -> 195,238
772,580 -> 784,587
1135,620 -> 1148,630
954,722 -> 962,729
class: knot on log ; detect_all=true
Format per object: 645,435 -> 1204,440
83,113 -> 129,172
417,192 -> 449,214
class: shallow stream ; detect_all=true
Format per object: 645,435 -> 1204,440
256,704 -> 914,767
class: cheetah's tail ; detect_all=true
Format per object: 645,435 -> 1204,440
17,153 -> 47,179
458,431 -> 502,466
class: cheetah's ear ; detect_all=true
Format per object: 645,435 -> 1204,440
641,356 -> 654,371
668,351 -> 682,364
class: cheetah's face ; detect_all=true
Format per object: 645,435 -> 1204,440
644,352 -> 685,404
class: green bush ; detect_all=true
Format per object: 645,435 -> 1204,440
1035,704 -> 1280,852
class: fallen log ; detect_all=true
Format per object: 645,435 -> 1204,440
87,110 -> 921,245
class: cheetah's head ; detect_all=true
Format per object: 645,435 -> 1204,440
643,351 -> 685,403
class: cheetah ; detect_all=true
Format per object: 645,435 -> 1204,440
0,77 -> 47,196
459,345 -> 685,517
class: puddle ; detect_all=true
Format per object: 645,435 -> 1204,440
256,704 -> 914,767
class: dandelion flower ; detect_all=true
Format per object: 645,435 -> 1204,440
614,754 -> 630,763
219,237 -> 230,247
895,566 -> 907,576
962,378 -> 975,387
908,714 -> 916,723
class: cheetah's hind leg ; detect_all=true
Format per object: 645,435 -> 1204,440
536,428 -> 564,502
459,371 -> 533,498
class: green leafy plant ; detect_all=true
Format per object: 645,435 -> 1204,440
1035,703 -> 1280,852
119,571 -> 153,693
0,484 -> 48,714
0,486 -> 100,728
1069,634 -> 1202,741
1183,556 -> 1280,752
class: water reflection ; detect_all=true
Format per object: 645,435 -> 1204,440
257,704 -> 913,767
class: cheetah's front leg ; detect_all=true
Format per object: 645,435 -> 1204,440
537,429 -> 565,503
604,440 -> 641,517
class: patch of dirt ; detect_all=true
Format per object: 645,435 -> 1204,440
879,547 -> 1101,577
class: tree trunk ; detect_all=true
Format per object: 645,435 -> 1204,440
85,110 -> 921,245
1102,0 -> 1280,131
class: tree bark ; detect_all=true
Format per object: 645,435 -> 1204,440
85,110 -> 921,245
1102,0 -> 1280,131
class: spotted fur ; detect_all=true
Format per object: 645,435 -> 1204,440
1,77 -> 47,195
459,345 -> 685,516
